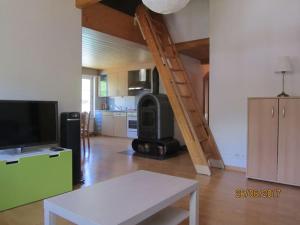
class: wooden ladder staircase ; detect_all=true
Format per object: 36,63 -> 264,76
135,5 -> 224,175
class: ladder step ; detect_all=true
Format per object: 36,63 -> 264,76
163,43 -> 173,49
203,150 -> 211,156
162,45 -> 174,54
164,54 -> 176,59
175,81 -> 187,85
181,95 -> 192,98
154,27 -> 164,36
197,131 -> 209,142
151,18 -> 165,28
164,53 -> 175,59
170,69 -> 184,72
199,137 -> 209,143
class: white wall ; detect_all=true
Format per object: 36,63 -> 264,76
164,0 -> 209,43
0,0 -> 82,114
210,0 -> 300,168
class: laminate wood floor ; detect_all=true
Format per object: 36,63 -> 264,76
0,136 -> 299,225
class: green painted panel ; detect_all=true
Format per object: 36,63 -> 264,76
0,151 -> 72,211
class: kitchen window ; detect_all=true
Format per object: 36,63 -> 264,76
98,74 -> 108,97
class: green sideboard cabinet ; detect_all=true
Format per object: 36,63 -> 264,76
0,149 -> 72,211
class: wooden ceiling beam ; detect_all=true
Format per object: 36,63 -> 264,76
82,3 -> 146,45
175,38 -> 209,51
76,0 -> 100,9
176,38 -> 209,64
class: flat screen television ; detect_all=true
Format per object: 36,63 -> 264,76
0,100 -> 58,150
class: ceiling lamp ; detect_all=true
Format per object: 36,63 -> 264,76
142,0 -> 190,14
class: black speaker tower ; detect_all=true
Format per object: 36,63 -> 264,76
60,112 -> 83,185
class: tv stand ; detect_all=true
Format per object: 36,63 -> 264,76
0,147 -> 72,211
2,145 -> 59,155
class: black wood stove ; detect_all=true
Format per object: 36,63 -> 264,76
132,68 -> 180,159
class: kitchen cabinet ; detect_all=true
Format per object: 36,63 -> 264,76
102,113 -> 114,136
101,111 -> 127,137
247,98 -> 300,186
113,112 -> 127,137
128,69 -> 151,96
107,72 -> 128,97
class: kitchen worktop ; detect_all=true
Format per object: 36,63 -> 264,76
99,110 -> 137,113
99,110 -> 137,117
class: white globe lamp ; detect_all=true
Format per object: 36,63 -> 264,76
142,0 -> 190,14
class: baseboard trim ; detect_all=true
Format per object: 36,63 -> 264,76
225,165 -> 246,173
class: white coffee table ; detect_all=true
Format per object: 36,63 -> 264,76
44,170 -> 199,225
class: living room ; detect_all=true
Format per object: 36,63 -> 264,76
0,0 -> 300,225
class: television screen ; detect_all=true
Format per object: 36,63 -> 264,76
0,100 -> 58,149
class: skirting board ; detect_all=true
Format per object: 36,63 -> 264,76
195,163 -> 246,175
225,165 -> 246,173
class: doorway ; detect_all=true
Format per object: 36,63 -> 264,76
203,72 -> 209,124
81,75 -> 96,116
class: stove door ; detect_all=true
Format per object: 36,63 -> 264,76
138,108 -> 157,140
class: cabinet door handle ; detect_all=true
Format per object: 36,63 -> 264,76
272,107 -> 274,118
282,107 -> 286,118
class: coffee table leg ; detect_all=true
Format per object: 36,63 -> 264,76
189,190 -> 199,225
44,208 -> 56,225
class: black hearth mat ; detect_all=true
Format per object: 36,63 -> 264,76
118,148 -> 187,160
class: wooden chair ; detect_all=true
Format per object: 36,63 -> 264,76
80,112 -> 91,154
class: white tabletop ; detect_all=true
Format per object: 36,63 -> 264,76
44,170 -> 198,225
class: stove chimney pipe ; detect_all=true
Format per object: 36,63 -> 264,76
152,67 -> 159,95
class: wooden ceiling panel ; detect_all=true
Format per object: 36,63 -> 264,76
82,3 -> 209,63
82,28 -> 153,69
81,3 -> 209,67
